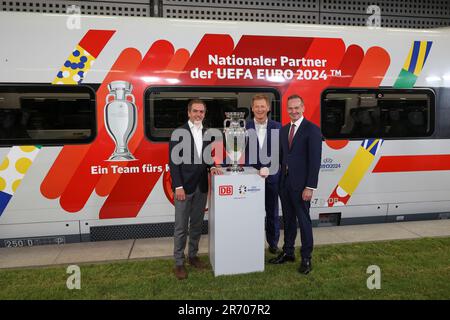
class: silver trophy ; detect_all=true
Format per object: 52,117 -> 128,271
104,80 -> 137,161
224,112 -> 247,172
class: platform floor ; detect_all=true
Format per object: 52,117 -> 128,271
0,219 -> 449,269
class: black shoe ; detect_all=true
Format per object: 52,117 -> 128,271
268,253 -> 295,264
268,246 -> 279,254
298,259 -> 312,275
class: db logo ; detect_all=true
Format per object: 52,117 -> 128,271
219,185 -> 233,196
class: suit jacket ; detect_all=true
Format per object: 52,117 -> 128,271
280,118 -> 322,191
169,122 -> 211,194
245,119 -> 281,184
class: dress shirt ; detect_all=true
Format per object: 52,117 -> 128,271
188,120 -> 203,159
290,116 -> 304,136
254,119 -> 268,149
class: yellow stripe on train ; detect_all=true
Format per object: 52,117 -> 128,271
338,146 -> 375,196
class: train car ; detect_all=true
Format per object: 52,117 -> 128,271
0,11 -> 449,247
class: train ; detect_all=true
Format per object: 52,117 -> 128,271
0,11 -> 449,247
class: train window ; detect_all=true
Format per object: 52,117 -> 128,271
0,84 -> 96,146
144,86 -> 280,141
321,88 -> 435,139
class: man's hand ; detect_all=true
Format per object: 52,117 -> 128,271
302,188 -> 313,202
259,167 -> 269,178
175,188 -> 186,201
211,167 -> 224,175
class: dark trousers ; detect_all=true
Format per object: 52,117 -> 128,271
265,181 -> 280,249
279,174 -> 313,260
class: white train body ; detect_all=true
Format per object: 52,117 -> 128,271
0,12 -> 449,246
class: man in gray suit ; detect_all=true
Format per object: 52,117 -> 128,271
169,99 -> 222,280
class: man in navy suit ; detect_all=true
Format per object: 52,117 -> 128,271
269,94 -> 322,275
245,94 -> 282,254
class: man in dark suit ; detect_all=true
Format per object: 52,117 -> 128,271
269,95 -> 322,275
245,94 -> 282,254
169,99 -> 222,280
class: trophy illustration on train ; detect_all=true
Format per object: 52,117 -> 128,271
104,80 -> 138,161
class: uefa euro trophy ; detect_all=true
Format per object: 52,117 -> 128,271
224,112 -> 247,172
104,80 -> 137,161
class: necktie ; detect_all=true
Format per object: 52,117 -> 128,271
288,123 -> 296,149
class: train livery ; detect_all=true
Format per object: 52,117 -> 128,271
0,12 -> 449,246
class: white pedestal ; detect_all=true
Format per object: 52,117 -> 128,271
209,167 -> 265,276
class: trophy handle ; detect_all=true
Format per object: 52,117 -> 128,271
239,119 -> 246,128
126,93 -> 135,103
224,119 -> 231,128
106,93 -> 115,103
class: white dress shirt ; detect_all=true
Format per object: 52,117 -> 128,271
254,119 -> 268,149
290,116 -> 304,137
188,120 -> 203,159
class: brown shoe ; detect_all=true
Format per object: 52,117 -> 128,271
174,265 -> 188,280
188,256 -> 208,269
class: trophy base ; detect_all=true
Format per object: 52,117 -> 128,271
226,166 -> 244,173
107,153 -> 137,161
